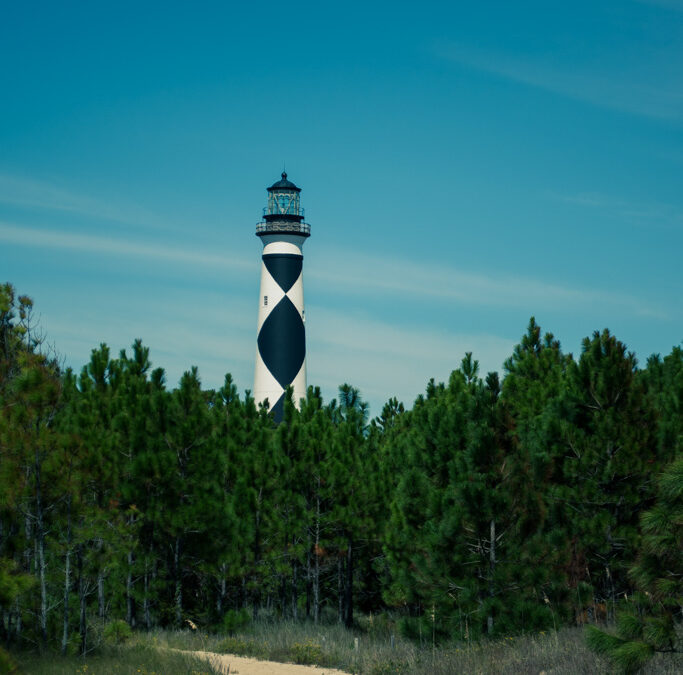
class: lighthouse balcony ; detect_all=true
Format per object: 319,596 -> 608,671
256,221 -> 311,236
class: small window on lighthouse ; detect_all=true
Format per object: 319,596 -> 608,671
264,295 -> 268,306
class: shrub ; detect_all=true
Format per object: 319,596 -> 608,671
103,619 -> 133,645
216,636 -> 266,659
0,647 -> 20,674
358,612 -> 398,638
222,608 -> 251,635
289,640 -> 324,665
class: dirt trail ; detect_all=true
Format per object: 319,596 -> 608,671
183,649 -> 349,675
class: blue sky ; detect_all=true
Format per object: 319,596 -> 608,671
1,1 -> 681,415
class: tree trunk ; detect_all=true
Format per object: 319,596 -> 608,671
487,518 -> 495,635
14,599 -> 22,645
314,495 -> 320,625
61,495 -> 72,655
126,549 -> 135,627
305,534 -> 311,620
152,555 -> 158,628
78,547 -> 87,656
143,554 -> 152,631
338,556 -> 344,624
37,519 -> 48,648
217,563 -> 227,619
344,536 -> 353,628
606,563 -> 615,623
35,453 -> 48,648
97,569 -> 105,620
23,513 -> 32,575
174,536 -> 183,627
280,576 -> 287,619
291,560 -> 298,621
252,498 -> 262,620
3,609 -> 11,645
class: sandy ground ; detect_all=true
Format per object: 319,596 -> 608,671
183,649 -> 349,675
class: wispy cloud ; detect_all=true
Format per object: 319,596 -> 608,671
549,191 -> 683,232
0,174 -> 170,230
42,290 -> 256,390
635,0 -> 683,12
2,221 -> 666,320
307,307 -> 514,409
0,222 -> 252,272
308,249 -> 667,319
42,285 -> 514,413
438,43 -> 683,122
8,221 -> 670,413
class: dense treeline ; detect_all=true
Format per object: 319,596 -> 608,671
0,283 -> 680,661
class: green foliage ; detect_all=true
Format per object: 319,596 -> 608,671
0,559 -> 34,606
585,456 -> 682,672
0,647 -> 21,675
642,347 -> 682,464
586,623 -> 628,654
103,619 -> 133,645
616,612 -> 643,641
15,644 -> 216,674
586,625 -> 654,675
612,642 -> 655,674
557,330 -> 659,604
369,658 -> 411,675
289,639 -> 325,665
586,626 -> 654,674
222,608 -> 250,635
1,283 -> 681,662
216,635 -> 267,659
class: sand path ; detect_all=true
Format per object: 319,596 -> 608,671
181,649 -> 349,675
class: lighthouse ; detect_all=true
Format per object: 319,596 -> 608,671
254,172 -> 310,422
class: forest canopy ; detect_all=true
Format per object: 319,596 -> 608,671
0,283 -> 680,665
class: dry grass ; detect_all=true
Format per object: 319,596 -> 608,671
142,619 -> 682,674
14,643 -> 218,674
12,620 -> 681,674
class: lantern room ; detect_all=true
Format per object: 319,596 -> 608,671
256,172 -> 310,237
265,172 -> 303,221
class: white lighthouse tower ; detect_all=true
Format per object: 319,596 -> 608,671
254,172 -> 310,422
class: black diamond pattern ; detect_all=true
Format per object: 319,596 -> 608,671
263,254 -> 302,293
257,296 -> 305,389
271,392 -> 286,423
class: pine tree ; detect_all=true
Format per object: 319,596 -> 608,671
208,374 -> 242,623
70,345 -> 127,632
500,318 -> 579,624
586,456 -> 682,673
384,364 -> 474,637
641,346 -> 682,465
153,367 -> 230,626
113,341 -> 157,629
558,330 -> 658,612
226,389 -> 278,618
296,386 -> 332,623
0,285 -> 63,647
327,385 -> 370,627
0,287 -> 37,643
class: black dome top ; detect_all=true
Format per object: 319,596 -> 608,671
268,172 -> 301,192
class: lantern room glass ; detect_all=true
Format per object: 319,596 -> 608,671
267,190 -> 301,217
